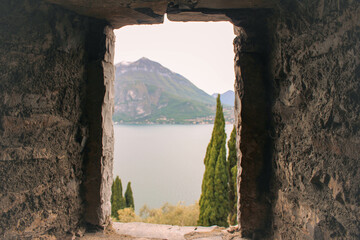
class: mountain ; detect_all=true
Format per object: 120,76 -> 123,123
113,57 -> 234,124
212,90 -> 235,106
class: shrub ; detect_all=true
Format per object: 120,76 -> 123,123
114,202 -> 199,226
117,208 -> 140,223
139,202 -> 199,226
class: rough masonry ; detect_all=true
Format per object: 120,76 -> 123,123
0,0 -> 359,239
269,1 -> 360,239
0,0 -> 114,238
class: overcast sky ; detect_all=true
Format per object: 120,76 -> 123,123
114,16 -> 236,95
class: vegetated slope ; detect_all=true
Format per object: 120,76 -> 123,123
114,57 -> 233,124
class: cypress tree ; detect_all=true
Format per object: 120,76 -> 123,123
214,144 -> 229,227
227,126 -> 237,225
124,182 -> 135,210
111,176 -> 126,219
198,95 -> 229,227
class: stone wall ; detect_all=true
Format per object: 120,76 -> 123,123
0,0 -> 113,238
232,1 -> 359,239
232,10 -> 273,239
83,25 -> 115,228
0,0 -> 359,239
269,1 -> 360,239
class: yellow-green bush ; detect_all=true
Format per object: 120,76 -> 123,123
114,202 -> 199,226
139,202 -> 199,226
117,208 -> 140,223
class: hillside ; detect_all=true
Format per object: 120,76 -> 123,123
113,58 -> 234,124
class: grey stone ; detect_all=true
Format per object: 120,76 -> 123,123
0,0 -> 359,239
0,0 -> 111,237
44,0 -> 276,28
267,1 -> 360,239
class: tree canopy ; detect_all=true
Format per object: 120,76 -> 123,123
111,176 -> 126,219
227,126 -> 237,225
125,182 -> 135,210
198,95 -> 229,227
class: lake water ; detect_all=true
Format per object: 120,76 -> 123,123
113,124 -> 233,213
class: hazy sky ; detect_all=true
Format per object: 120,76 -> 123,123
114,16 -> 236,95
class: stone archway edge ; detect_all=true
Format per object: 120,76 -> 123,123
45,0 -> 276,28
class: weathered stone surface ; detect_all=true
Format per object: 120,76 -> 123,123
114,222 -> 216,240
267,1 -> 360,239
167,11 -> 231,22
45,0 -> 168,28
186,0 -> 275,9
83,25 -> 115,228
44,0 -> 277,28
233,13 -> 272,239
232,1 -> 360,239
112,222 -> 247,240
1,0 -> 359,239
0,0 -> 111,238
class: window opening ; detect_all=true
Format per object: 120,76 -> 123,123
111,15 -> 236,227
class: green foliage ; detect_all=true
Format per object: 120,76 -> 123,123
139,202 -> 199,226
230,165 -> 237,224
125,182 -> 135,210
198,95 -> 229,227
111,176 -> 126,219
214,144 -> 229,227
227,126 -> 237,225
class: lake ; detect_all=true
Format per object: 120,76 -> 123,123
113,124 -> 233,213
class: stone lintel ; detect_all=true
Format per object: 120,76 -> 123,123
44,0 -> 276,28
167,11 -> 231,22
177,0 -> 276,10
45,0 -> 167,28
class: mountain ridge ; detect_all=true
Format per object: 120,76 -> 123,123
211,90 -> 235,107
115,58 -> 215,105
113,58 -> 234,124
